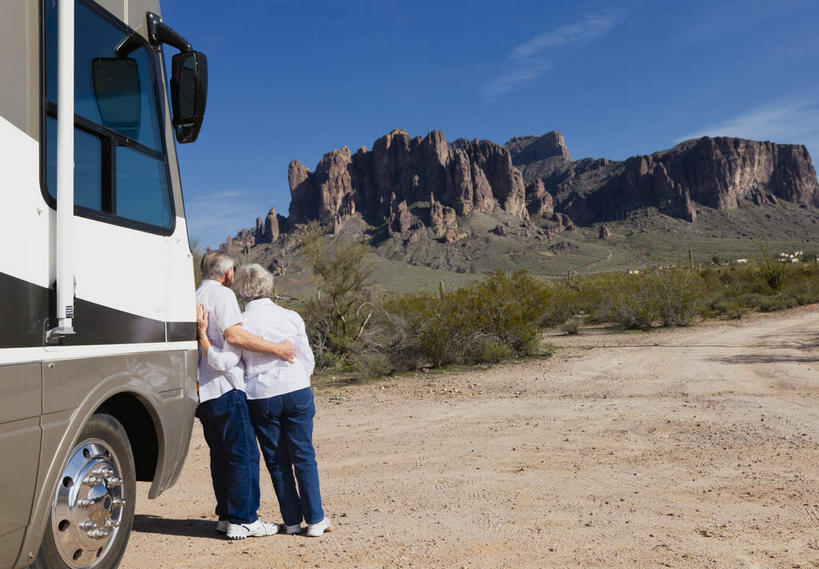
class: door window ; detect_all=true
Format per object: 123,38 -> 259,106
43,0 -> 174,231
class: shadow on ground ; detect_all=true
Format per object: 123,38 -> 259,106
133,515 -> 222,539
707,354 -> 819,364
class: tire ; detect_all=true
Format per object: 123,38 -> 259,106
32,414 -> 136,569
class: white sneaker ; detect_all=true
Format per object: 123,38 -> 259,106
284,523 -> 303,535
305,517 -> 332,537
226,519 -> 280,539
216,520 -> 228,534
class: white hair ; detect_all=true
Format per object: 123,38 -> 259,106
201,251 -> 235,280
234,263 -> 274,301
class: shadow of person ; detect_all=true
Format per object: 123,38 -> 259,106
133,514 -> 223,539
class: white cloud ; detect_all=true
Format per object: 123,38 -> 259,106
677,98 -> 819,161
482,14 -> 616,103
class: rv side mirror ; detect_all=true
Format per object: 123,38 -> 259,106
92,57 -> 141,140
170,50 -> 207,143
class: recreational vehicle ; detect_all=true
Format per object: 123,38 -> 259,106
0,0 -> 207,567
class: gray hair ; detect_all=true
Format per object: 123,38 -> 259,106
201,250 -> 235,280
234,263 -> 274,301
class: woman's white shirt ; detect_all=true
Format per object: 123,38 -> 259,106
204,298 -> 315,400
242,298 -> 314,400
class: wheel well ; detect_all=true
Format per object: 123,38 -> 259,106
96,394 -> 159,482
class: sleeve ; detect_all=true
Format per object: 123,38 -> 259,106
214,289 -> 243,333
206,341 -> 242,372
294,314 -> 315,378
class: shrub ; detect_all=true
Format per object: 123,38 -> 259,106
301,223 -> 374,368
757,242 -> 787,291
470,270 -> 551,355
350,350 -> 395,379
651,269 -> 704,327
463,335 -> 514,364
610,273 -> 659,330
711,298 -> 748,319
560,316 -> 583,335
379,270 -> 549,367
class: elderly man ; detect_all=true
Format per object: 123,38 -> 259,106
195,251 -> 296,540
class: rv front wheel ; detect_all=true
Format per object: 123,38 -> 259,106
33,414 -> 137,569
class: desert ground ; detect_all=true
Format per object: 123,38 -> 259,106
122,305 -> 819,569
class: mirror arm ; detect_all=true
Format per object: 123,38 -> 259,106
114,35 -> 142,58
146,12 -> 192,53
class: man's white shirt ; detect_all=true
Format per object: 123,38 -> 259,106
205,298 -> 315,400
196,279 -> 245,402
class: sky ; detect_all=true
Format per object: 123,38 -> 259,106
159,0 -> 819,248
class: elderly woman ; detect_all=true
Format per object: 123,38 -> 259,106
197,263 -> 331,537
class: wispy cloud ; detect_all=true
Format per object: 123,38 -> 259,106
482,14 -> 617,103
677,98 -> 819,161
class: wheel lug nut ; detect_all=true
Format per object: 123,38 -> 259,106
111,498 -> 126,508
105,476 -> 122,488
78,498 -> 94,508
87,528 -> 111,539
79,521 -> 98,530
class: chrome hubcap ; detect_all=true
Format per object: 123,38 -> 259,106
51,439 -> 126,568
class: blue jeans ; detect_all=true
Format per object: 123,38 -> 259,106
247,387 -> 324,525
196,389 -> 260,524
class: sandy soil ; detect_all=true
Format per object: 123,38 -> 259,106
122,305 -> 819,569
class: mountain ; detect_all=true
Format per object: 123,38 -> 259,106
218,129 -> 819,292
511,132 -> 819,225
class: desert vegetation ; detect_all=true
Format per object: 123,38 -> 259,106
280,226 -> 818,378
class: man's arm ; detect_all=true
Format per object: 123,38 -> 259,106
197,305 -> 242,371
223,324 -> 296,363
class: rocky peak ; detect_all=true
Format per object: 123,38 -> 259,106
285,129 -> 530,231
288,160 -> 314,225
313,146 -> 355,223
525,178 -> 554,218
506,130 -> 571,165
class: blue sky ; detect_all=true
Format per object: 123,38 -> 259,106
160,0 -> 819,247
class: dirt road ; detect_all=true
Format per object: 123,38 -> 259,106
122,306 -> 819,569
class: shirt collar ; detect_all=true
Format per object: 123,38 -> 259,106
245,298 -> 275,309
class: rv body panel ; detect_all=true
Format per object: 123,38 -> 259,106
14,348 -> 196,568
0,0 -> 202,566
0,362 -> 41,564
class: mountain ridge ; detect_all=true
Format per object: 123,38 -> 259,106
219,128 -> 819,257
216,129 -> 818,296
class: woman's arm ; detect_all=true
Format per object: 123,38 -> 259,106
197,305 -> 212,355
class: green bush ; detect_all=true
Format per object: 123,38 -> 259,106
560,316 -> 583,335
292,248 -> 818,377
379,270 -> 549,368
711,298 -> 748,319
300,223 -> 374,369
470,270 -> 551,355
651,269 -> 704,327
757,243 -> 787,291
350,350 -> 395,379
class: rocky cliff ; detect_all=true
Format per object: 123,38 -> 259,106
286,129 -> 528,231
221,128 -> 819,252
514,136 -> 819,225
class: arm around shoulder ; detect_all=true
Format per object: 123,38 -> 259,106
224,324 -> 296,363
